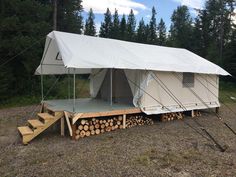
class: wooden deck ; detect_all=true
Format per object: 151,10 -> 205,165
18,98 -> 219,144
43,98 -> 142,123
42,98 -> 142,140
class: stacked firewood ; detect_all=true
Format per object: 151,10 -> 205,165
126,115 -> 154,128
75,115 -> 154,140
75,116 -> 124,140
193,110 -> 201,117
161,112 -> 184,122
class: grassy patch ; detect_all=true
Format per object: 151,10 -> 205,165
219,81 -> 236,103
134,154 -> 152,166
133,148 -> 202,168
0,78 -> 90,109
0,95 -> 41,109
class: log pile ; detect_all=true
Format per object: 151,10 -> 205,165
126,115 -> 154,128
161,112 -> 184,122
75,115 -> 154,140
75,116 -> 124,140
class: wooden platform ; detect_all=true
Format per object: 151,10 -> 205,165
42,98 -> 142,140
18,98 -> 216,144
43,98 -> 142,122
43,98 -> 137,112
17,98 -> 143,144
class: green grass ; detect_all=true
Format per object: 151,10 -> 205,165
219,81 -> 236,103
0,95 -> 41,109
0,77 -> 90,109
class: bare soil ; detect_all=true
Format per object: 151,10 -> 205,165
0,104 -> 236,177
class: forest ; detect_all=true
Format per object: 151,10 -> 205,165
0,0 -> 235,104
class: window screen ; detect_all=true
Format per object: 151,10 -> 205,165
183,73 -> 194,87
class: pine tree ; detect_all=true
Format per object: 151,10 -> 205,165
111,9 -> 120,39
157,18 -> 166,46
0,0 -> 52,99
119,14 -> 127,40
136,18 -> 147,43
203,0 -> 234,65
145,24 -> 150,43
99,8 -> 112,38
126,9 -> 136,41
169,5 -> 193,50
84,8 -> 96,36
147,6 -> 157,44
224,28 -> 236,78
191,17 -> 205,56
57,0 -> 83,34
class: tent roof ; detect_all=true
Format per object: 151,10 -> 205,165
36,31 -> 230,75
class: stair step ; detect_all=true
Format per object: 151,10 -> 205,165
46,108 -> 62,117
18,126 -> 34,136
28,119 -> 44,129
38,113 -> 55,120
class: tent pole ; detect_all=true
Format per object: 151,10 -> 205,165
68,68 -> 70,100
41,64 -> 44,101
110,68 -> 113,106
73,68 -> 76,112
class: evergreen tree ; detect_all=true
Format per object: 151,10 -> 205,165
198,10 -> 211,58
145,24 -> 150,43
84,8 -> 96,36
157,18 -> 166,46
99,8 -> 112,38
136,18 -> 147,43
203,0 -> 234,65
191,17 -> 205,57
147,7 -> 157,44
224,28 -> 236,78
0,0 -> 52,99
119,14 -> 127,40
169,5 -> 193,50
57,0 -> 83,34
111,9 -> 120,39
126,9 -> 136,41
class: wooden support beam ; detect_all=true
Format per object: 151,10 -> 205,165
71,124 -> 76,140
72,108 -> 141,120
72,113 -> 84,124
123,114 -> 126,129
40,103 -> 44,113
191,110 -> 195,118
64,111 -> 72,136
60,116 -> 65,136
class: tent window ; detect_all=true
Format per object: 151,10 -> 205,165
183,73 -> 194,87
55,52 -> 62,60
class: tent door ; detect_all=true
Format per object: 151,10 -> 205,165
96,69 -> 133,104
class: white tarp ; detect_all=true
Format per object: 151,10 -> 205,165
35,31 -> 230,76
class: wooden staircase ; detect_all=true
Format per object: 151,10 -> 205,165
18,110 -> 64,144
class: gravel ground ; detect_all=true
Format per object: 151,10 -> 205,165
0,104 -> 236,177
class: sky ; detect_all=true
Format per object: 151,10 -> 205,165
81,0 -> 207,31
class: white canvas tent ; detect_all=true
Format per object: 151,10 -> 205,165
36,31 -> 230,114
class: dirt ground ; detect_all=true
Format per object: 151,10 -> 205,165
0,104 -> 236,177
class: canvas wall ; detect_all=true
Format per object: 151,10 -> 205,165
90,69 -> 220,115
141,71 -> 219,114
